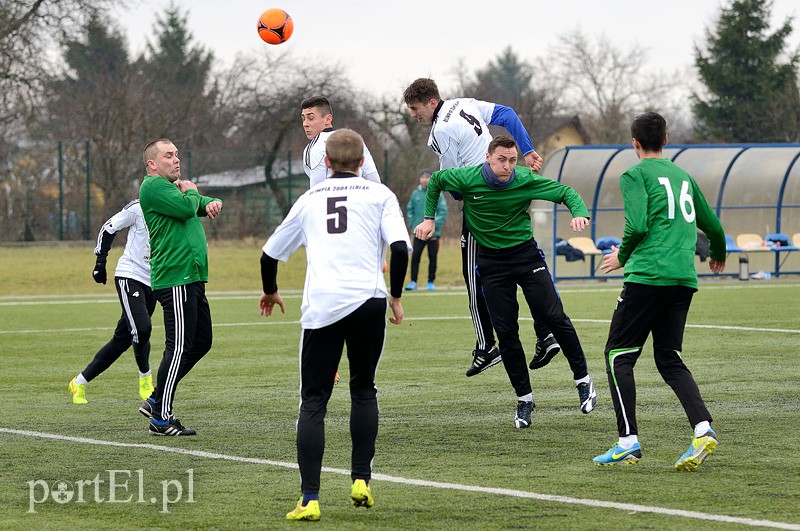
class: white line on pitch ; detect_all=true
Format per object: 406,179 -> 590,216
2,282 -> 797,305
2,317 -> 799,335
1,428 -> 798,530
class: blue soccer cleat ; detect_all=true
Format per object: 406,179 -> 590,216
593,442 -> 642,466
675,429 -> 718,471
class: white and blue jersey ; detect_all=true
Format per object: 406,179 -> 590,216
427,98 -> 535,170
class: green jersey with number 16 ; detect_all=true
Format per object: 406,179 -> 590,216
617,158 -> 726,289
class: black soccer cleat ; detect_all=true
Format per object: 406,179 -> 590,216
529,333 -> 561,370
577,378 -> 597,414
514,400 -> 534,429
149,417 -> 196,436
466,345 -> 502,377
139,397 -> 155,419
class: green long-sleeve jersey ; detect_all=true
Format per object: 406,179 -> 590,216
425,165 -> 589,249
617,157 -> 725,289
139,175 -> 221,290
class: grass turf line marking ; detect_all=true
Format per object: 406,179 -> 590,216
1,428 -> 798,530
3,317 -> 799,336
2,281 -> 798,305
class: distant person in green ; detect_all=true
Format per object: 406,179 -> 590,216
592,112 -> 726,470
405,170 -> 448,291
414,135 -> 597,429
138,138 -> 223,436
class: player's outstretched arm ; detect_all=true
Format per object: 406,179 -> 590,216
387,239 -> 408,325
570,216 -> 589,232
600,245 -> 622,274
259,292 -> 285,317
205,200 -> 223,220
414,219 -> 435,240
524,151 -> 543,173
708,258 -> 726,274
259,251 -> 284,316
388,297 -> 404,325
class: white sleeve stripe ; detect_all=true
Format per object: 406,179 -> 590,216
94,220 -> 115,254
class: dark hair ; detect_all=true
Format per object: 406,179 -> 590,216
403,78 -> 440,105
488,135 -> 517,153
631,112 -> 666,152
326,129 -> 363,173
419,170 -> 432,177
301,96 -> 332,117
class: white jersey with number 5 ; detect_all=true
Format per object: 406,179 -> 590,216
263,175 -> 411,329
428,98 -> 496,170
303,128 -> 382,187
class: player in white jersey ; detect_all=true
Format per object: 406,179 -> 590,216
68,200 -> 157,404
403,77 -> 560,377
259,129 -> 410,522
301,96 -> 381,187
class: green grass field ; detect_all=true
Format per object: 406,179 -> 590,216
1,242 -> 799,529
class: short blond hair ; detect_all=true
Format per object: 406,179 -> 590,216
325,129 -> 364,173
142,138 -> 173,167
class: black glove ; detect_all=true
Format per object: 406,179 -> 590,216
92,259 -> 107,285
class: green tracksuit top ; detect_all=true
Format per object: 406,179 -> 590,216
617,157 -> 726,289
139,175 -> 221,290
425,165 -> 589,249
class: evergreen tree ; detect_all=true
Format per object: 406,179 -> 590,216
458,47 -> 558,145
0,0 -> 119,136
693,0 -> 800,142
139,7 -> 218,149
43,14 -> 145,219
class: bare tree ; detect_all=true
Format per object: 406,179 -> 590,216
364,93 -> 439,205
0,1 -> 128,240
552,29 -> 679,143
220,51 -> 369,215
0,1 -> 124,136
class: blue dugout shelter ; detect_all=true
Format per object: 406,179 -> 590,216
535,144 -> 800,281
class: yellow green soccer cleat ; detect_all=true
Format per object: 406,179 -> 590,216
139,375 -> 154,400
69,378 -> 88,404
285,499 -> 320,521
351,479 -> 374,508
675,429 -> 718,471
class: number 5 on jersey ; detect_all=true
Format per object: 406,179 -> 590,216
327,196 -> 347,233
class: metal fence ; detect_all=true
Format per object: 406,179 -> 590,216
0,142 -> 407,243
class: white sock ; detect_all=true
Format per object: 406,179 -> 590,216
618,435 -> 639,449
75,374 -> 88,385
694,421 -> 711,438
517,393 -> 533,403
139,370 -> 151,378
574,375 -> 591,386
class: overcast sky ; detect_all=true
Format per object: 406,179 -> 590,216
114,0 -> 800,97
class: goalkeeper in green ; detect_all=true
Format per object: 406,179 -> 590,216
414,135 -> 596,429
592,112 -> 726,470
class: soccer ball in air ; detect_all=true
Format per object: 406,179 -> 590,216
257,8 -> 293,45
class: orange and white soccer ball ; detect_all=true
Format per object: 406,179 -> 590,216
257,8 -> 293,45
